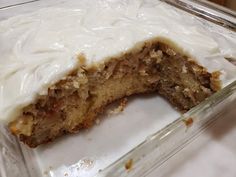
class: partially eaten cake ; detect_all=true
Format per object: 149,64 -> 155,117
0,0 -> 235,148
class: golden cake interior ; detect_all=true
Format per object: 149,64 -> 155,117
9,39 -> 221,148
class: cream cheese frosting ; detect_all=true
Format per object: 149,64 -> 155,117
0,0 -> 236,123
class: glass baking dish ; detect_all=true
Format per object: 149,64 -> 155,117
0,0 -> 235,177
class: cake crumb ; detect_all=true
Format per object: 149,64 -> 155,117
108,98 -> 128,115
64,172 -> 68,176
77,54 -> 86,65
210,71 -> 221,91
182,117 -> 193,128
125,159 -> 133,171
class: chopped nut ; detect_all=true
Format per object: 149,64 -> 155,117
139,70 -> 148,76
166,48 -> 176,56
150,49 -> 163,64
73,81 -> 80,88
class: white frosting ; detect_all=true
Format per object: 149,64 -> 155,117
0,0 -> 236,123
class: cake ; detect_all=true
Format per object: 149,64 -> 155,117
0,0 -> 235,148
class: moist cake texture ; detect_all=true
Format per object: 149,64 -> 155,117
1,0 -> 236,147
9,40 -> 220,147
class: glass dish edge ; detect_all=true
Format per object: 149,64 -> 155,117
97,0 -> 236,176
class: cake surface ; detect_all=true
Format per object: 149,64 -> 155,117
0,0 -> 236,147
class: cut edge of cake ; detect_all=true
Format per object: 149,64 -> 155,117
8,38 -> 221,147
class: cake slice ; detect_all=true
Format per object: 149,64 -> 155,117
9,39 -> 221,147
0,0 -> 235,148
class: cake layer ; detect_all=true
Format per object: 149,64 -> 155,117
0,0 -> 236,124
